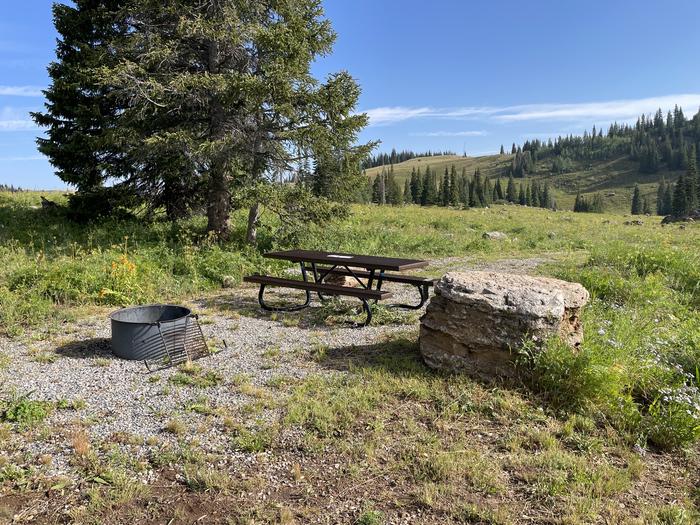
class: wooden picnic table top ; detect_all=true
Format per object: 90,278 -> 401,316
264,249 -> 429,272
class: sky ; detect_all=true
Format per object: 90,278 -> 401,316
2,1 -> 700,189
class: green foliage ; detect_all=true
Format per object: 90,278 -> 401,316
1,392 -> 51,426
524,245 -> 700,449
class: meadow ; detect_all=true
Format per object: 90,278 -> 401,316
1,191 -> 699,523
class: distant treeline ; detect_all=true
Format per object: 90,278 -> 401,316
508,105 -> 700,178
0,184 -> 24,192
369,164 -> 554,210
362,148 -> 457,169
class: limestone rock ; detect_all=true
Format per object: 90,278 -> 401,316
419,271 -> 589,378
482,231 -> 507,240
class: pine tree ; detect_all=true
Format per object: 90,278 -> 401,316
656,178 -> 667,215
371,175 -> 381,204
505,174 -> 516,202
32,1 -> 128,193
64,0 -> 372,240
441,168 -> 451,206
403,178 -> 411,204
449,166 -> 460,205
518,183 -> 526,205
663,184 -> 673,216
410,167 -> 422,204
421,166 -> 438,205
672,174 -> 688,217
631,184 -> 642,214
386,166 -> 401,205
500,144 -> 505,155
494,178 -> 504,200
541,182 -> 551,209
642,197 -> 651,215
483,177 -> 492,205
511,143 -> 516,154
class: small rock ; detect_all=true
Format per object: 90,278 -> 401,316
482,231 -> 507,240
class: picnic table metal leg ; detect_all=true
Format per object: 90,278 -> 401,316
388,283 -> 430,310
257,281 -> 312,313
374,270 -> 385,304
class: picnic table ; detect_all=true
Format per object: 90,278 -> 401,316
243,249 -> 433,326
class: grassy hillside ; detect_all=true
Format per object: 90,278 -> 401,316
365,153 -> 682,213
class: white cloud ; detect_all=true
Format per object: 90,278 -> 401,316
0,155 -> 43,161
363,106 -> 434,125
410,130 -> 488,137
363,94 -> 700,126
0,120 -> 38,131
0,85 -> 43,97
494,94 -> 700,122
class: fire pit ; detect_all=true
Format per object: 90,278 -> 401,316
109,304 -> 208,367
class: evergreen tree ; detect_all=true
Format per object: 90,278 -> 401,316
386,165 -> 401,205
421,166 -> 438,205
500,144 -> 505,155
663,183 -> 673,216
483,177 -> 492,205
631,184 -> 642,214
518,183 -> 526,205
642,197 -> 651,215
33,0 -> 128,194
410,167 -> 422,204
68,0 -> 372,240
506,174 -> 517,202
494,178 -> 504,200
371,175 -> 381,204
441,168 -> 451,206
541,182 -> 551,209
672,173 -> 688,217
403,178 -> 411,204
449,166 -> 460,205
656,178 -> 667,215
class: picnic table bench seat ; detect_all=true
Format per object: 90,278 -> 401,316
302,265 -> 436,286
244,250 -> 431,327
243,274 -> 392,326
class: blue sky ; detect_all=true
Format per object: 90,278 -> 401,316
2,1 -> 700,189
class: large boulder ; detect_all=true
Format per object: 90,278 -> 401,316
419,271 -> 589,378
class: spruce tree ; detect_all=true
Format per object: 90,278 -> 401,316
631,184 -> 642,214
506,175 -> 517,202
403,178 -> 411,204
441,168 -> 451,206
32,1 -> 132,204
494,178 -> 504,200
518,183 -> 526,205
656,178 -> 667,215
672,174 -> 688,217
541,183 -> 551,209
72,0 -> 372,240
449,166 -> 460,205
663,184 -> 673,216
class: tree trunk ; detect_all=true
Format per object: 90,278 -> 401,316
207,166 -> 230,238
205,37 -> 230,239
246,202 -> 260,245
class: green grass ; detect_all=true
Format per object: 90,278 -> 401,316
1,189 -> 699,522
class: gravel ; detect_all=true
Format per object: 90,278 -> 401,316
0,257 -> 547,481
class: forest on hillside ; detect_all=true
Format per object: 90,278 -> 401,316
367,106 -> 700,217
